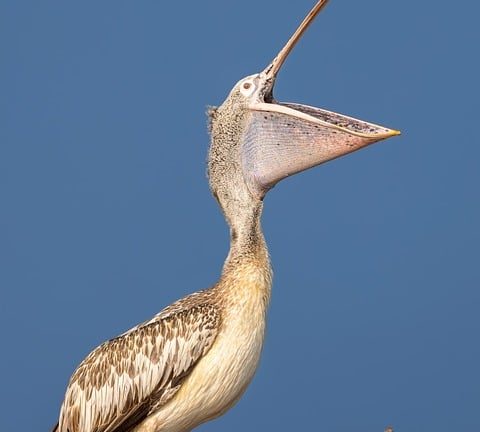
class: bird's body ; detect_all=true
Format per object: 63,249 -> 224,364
54,1 -> 399,431
57,199 -> 271,432
137,250 -> 271,432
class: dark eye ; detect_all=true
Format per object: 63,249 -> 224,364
243,82 -> 251,90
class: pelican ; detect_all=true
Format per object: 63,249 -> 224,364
53,1 -> 399,431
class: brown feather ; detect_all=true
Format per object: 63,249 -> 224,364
57,292 -> 220,432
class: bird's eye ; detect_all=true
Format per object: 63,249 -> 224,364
240,80 -> 255,96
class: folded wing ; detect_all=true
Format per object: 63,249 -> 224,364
56,303 -> 219,432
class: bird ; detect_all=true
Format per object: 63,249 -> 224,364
53,1 -> 400,431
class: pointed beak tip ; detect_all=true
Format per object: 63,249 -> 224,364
390,129 -> 401,137
379,128 -> 401,139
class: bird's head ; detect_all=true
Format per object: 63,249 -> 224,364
208,0 -> 400,218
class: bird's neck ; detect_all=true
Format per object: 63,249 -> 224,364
226,200 -> 267,260
218,200 -> 272,303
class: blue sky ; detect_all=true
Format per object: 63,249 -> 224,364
2,1 -> 479,431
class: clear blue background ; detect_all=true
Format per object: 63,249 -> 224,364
2,1 -> 479,431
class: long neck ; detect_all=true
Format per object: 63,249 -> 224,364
224,200 -> 267,266
215,198 -> 272,309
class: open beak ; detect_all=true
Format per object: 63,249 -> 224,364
242,0 -> 400,198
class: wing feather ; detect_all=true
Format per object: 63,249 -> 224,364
57,302 -> 219,432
